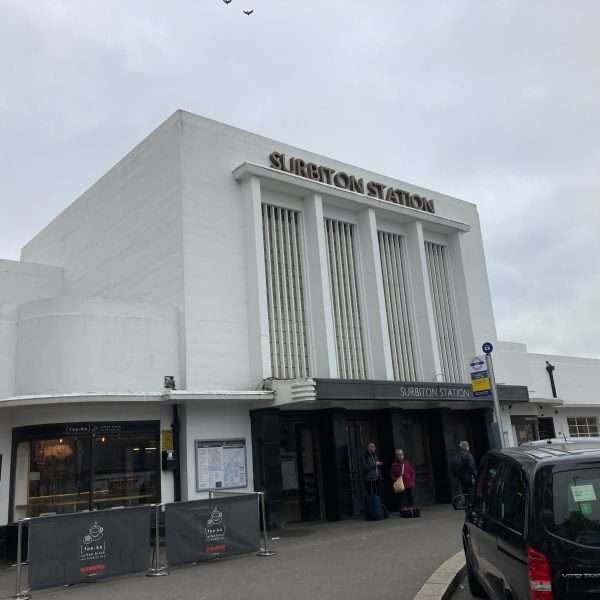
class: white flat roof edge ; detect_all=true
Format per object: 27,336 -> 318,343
0,390 -> 274,408
233,163 -> 471,233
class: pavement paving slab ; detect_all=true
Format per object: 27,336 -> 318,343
0,506 -> 464,600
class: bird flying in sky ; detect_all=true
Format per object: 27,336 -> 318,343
243,9 -> 254,15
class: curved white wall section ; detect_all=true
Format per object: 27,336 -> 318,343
15,296 -> 180,396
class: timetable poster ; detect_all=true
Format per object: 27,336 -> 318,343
195,439 -> 247,491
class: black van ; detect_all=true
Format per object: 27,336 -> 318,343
457,439 -> 600,599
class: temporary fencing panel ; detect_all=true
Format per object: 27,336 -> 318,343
28,505 -> 151,590
165,495 -> 261,565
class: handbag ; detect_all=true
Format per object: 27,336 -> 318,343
393,463 -> 405,494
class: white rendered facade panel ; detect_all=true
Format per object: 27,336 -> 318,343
425,242 -> 464,383
261,203 -> 310,379
378,231 -> 418,381
324,218 -> 368,379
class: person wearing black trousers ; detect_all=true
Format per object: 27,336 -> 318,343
363,442 -> 383,496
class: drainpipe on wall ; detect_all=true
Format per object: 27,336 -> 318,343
545,361 -> 558,399
172,404 -> 182,502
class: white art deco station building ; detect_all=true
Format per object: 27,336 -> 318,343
1,111 -> 599,555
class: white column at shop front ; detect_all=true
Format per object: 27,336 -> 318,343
357,208 -> 394,380
241,175 -> 273,384
404,220 -> 442,381
303,193 -> 338,378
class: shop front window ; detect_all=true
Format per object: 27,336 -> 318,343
92,432 -> 160,510
14,436 -> 91,518
13,423 -> 160,520
568,417 -> 599,438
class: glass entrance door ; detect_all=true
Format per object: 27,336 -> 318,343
401,418 -> 435,505
346,420 -> 379,516
296,424 -> 323,521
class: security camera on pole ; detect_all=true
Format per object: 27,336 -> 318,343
469,342 -> 504,448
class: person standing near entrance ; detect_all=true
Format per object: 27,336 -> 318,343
363,442 -> 383,496
390,449 -> 416,515
451,441 -> 477,497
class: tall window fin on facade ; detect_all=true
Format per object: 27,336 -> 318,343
424,242 -> 464,383
262,204 -> 310,379
324,218 -> 368,379
378,231 -> 418,381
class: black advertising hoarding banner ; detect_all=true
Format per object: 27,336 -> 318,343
28,505 -> 151,590
166,495 -> 260,565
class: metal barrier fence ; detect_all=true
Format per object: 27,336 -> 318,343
207,490 -> 276,557
6,490 -> 275,599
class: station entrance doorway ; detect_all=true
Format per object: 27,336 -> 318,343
346,419 -> 379,516
279,418 -> 325,524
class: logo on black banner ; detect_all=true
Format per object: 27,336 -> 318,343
205,507 -> 226,554
80,521 -> 107,575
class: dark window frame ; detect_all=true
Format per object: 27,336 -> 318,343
9,420 -> 160,522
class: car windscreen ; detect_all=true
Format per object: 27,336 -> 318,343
543,465 -> 600,546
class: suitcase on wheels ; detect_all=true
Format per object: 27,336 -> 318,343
365,494 -> 384,521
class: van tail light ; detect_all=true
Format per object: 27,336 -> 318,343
528,546 -> 553,600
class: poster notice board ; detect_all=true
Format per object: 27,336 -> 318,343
195,439 -> 248,491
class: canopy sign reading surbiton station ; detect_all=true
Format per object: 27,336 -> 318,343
269,151 -> 435,214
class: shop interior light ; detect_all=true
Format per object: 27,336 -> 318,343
100,436 -> 106,443
145,447 -> 158,451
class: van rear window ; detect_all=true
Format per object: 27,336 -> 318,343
545,467 -> 600,546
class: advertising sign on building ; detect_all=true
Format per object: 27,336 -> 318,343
28,506 -> 151,590
469,355 -> 492,398
165,496 -> 260,565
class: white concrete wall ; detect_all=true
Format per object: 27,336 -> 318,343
177,110 -> 497,387
495,340 -> 600,446
15,296 -> 180,396
527,352 -> 600,405
494,340 -> 600,404
9,110 -> 499,390
180,403 -> 254,501
20,114 -> 186,382
0,260 -> 64,399
0,259 -> 64,306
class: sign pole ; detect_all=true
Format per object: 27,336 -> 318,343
484,349 -> 504,449
146,504 -> 168,577
256,492 -> 276,557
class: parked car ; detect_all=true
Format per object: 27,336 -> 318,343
454,438 -> 600,599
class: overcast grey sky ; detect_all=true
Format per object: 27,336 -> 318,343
1,0 -> 599,358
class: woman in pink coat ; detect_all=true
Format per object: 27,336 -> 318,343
390,448 -> 416,515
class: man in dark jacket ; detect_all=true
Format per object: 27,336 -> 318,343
451,441 -> 477,496
363,442 -> 383,496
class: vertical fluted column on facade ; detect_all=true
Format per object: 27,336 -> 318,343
447,231 -> 476,364
357,208 -> 393,379
404,220 -> 442,381
241,176 -> 272,384
303,193 -> 338,377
